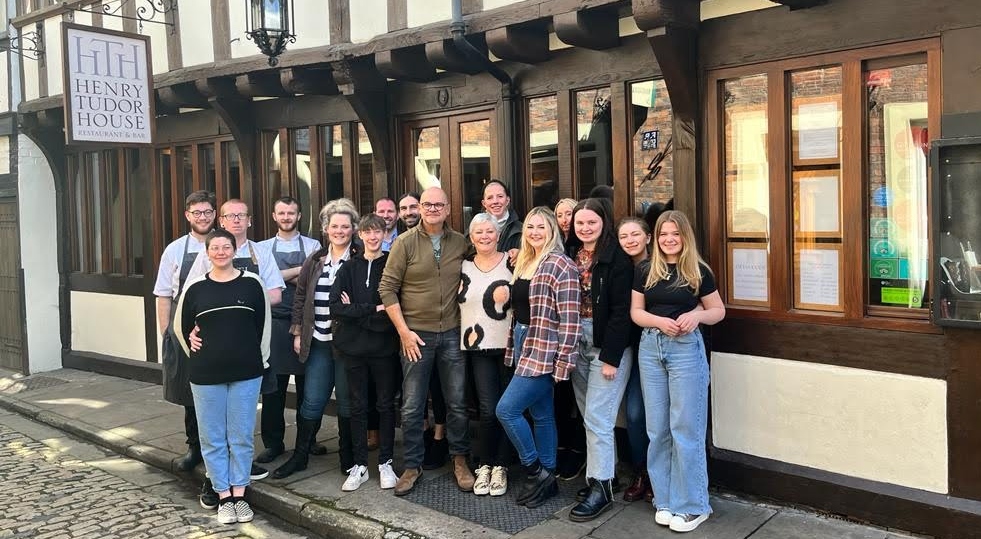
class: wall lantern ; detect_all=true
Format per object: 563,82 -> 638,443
245,0 -> 296,67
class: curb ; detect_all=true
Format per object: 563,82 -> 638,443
0,392 -> 396,539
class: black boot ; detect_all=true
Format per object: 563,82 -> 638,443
175,445 -> 202,472
273,417 -> 317,479
516,462 -> 557,507
576,475 -> 621,501
338,416 -> 355,474
523,469 -> 558,508
569,478 -> 613,522
423,435 -> 448,470
309,416 -> 328,456
254,445 -> 284,464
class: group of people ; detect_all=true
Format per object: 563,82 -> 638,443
154,179 -> 724,533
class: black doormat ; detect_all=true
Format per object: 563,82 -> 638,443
400,469 -> 580,535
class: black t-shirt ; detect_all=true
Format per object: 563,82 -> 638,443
632,262 -> 717,320
512,278 -> 531,324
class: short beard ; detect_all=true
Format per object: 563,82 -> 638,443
403,216 -> 419,227
190,222 -> 214,236
278,221 -> 298,233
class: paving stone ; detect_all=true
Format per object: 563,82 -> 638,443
593,497 -> 777,539
750,511 -> 889,539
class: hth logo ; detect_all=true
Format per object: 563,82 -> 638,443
72,36 -> 142,80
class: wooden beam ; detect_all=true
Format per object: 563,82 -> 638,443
280,67 -> 340,95
486,20 -> 550,64
375,45 -> 438,83
208,96 -> 258,210
425,35 -> 488,75
632,0 -> 699,31
235,72 -> 291,98
156,82 -> 209,108
771,0 -> 829,10
553,7 -> 620,50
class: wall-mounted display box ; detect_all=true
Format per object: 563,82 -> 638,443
932,137 -> 981,327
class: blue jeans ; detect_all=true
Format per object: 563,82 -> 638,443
570,317 -> 632,481
299,340 -> 350,421
400,327 -> 469,469
496,322 -> 557,469
638,327 -> 711,516
625,361 -> 649,466
191,376 -> 262,493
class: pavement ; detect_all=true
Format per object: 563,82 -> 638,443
0,367 -> 927,539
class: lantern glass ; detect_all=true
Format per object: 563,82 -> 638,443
252,0 -> 286,31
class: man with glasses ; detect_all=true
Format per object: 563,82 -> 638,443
397,192 -> 421,229
379,187 -> 474,495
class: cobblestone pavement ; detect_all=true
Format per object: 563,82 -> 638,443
0,412 -> 312,539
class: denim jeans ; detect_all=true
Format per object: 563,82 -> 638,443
570,318 -> 633,481
495,323 -> 558,470
624,362 -> 649,466
191,376 -> 262,493
299,340 -> 350,421
400,327 -> 469,469
470,350 -> 514,466
638,327 -> 711,516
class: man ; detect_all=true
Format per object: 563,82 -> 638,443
397,192 -> 421,229
375,197 -> 404,252
378,187 -> 475,496
152,190 -> 216,507
255,197 -> 322,464
481,180 -> 522,256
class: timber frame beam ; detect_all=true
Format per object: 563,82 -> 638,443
486,20 -> 550,64
771,0 -> 829,10
376,45 -> 438,82
553,6 -> 620,50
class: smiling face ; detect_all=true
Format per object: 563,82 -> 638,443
420,188 -> 449,229
325,213 -> 354,249
206,236 -> 235,270
618,221 -> 650,262
573,208 -> 603,249
359,226 -> 385,254
555,202 -> 573,237
272,201 -> 300,234
481,182 -> 510,220
657,220 -> 683,262
524,214 -> 549,254
185,202 -> 216,236
375,199 -> 398,232
398,196 -> 421,228
470,220 -> 500,256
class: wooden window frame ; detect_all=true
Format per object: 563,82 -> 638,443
705,38 -> 941,334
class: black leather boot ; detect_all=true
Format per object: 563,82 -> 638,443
517,462 -> 557,507
338,416 -> 355,474
577,475 -> 621,501
569,478 -> 613,522
175,445 -> 203,472
254,445 -> 284,464
273,417 -> 317,479
309,417 -> 327,456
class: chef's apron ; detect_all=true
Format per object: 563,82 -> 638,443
232,243 -> 278,395
268,237 -> 307,376
162,236 -> 199,406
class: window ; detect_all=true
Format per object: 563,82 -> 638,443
630,79 -> 674,216
575,87 -> 613,199
528,95 -> 559,208
708,40 -> 939,328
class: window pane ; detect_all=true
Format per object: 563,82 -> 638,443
412,125 -> 441,195
127,149 -> 147,276
320,124 -> 345,205
104,151 -> 124,275
88,152 -> 104,274
158,148 -> 173,241
791,66 -> 843,313
222,141 -> 241,200
528,95 -> 559,208
866,63 -> 930,309
631,80 -> 673,217
576,87 -> 613,200
199,144 -> 216,196
71,156 -> 86,272
723,74 -> 770,307
176,146 -> 193,197
356,124 -> 373,216
291,128 -> 313,237
459,119 -> 491,231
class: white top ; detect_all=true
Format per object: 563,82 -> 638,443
257,233 -> 322,261
459,255 -> 513,351
185,240 -> 286,292
153,234 -> 206,298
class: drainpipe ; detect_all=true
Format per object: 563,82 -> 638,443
450,0 -> 525,212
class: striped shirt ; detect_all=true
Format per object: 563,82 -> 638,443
313,251 -> 349,341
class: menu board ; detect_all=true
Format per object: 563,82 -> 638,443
795,245 -> 842,311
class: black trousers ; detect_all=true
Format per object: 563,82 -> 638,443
184,405 -> 200,448
554,379 -> 586,452
260,374 -> 307,450
427,367 -> 448,425
470,350 -> 515,466
344,353 -> 400,465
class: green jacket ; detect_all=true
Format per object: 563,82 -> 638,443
378,224 -> 467,333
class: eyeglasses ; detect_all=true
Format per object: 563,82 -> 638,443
221,213 -> 250,221
188,209 -> 215,218
421,202 -> 446,211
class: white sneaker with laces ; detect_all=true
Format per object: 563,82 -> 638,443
472,465 -> 492,495
342,464 -> 369,492
654,509 -> 673,526
669,513 -> 708,532
489,466 -> 508,496
216,499 -> 237,525
378,460 -> 398,490
233,498 -> 254,523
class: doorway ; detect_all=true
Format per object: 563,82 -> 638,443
0,198 -> 26,373
400,110 -> 497,232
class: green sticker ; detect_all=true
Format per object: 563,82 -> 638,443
881,287 -> 923,307
870,259 -> 899,278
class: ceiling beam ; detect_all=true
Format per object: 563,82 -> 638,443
235,72 -> 290,98
553,7 -> 620,50
486,20 -> 549,64
425,35 -> 488,75
375,45 -> 438,82
280,67 -> 340,95
771,0 -> 829,10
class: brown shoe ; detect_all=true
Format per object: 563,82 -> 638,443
623,472 -> 651,502
394,468 -> 422,496
453,455 -> 475,492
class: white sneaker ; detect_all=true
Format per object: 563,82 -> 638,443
489,466 -> 508,496
342,464 -> 369,492
669,513 -> 708,532
654,509 -> 673,526
472,465 -> 492,495
216,499 -> 237,525
378,460 -> 398,490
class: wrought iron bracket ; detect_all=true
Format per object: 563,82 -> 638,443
0,22 -> 45,61
66,0 -> 178,34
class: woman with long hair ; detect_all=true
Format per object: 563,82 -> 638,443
630,210 -> 725,533
496,207 -> 581,509
554,198 -> 577,241
564,198 -> 634,522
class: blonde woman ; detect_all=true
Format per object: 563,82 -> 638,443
630,211 -> 725,533
554,198 -> 577,241
496,207 -> 581,508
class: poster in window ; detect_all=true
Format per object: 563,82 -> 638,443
794,171 -> 841,236
792,99 -> 841,165
728,243 -> 769,306
794,244 -> 842,312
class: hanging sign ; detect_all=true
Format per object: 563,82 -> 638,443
62,23 -> 154,145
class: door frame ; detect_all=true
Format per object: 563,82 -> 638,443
0,196 -> 29,375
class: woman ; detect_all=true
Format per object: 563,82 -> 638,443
273,200 -> 359,479
496,207 -> 581,509
631,210 -> 725,533
564,198 -> 634,522
554,198 -> 577,241
174,228 -> 270,524
617,217 -> 653,503
330,214 -> 401,491
460,213 -> 515,497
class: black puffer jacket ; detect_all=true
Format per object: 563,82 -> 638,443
579,242 -> 634,368
497,211 -> 523,253
328,252 -> 398,359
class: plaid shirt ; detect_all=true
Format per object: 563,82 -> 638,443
505,253 -> 581,380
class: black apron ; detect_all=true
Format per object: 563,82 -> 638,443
162,236 -> 200,407
268,236 -> 308,376
232,243 -> 279,395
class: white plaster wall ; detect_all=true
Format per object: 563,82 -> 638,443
349,0 -> 386,43
0,137 -> 10,174
178,2 -> 214,67
619,17 -> 641,37
17,135 -> 61,374
407,0 -> 450,28
71,291 -> 147,361
102,9 -> 124,32
711,352 -> 948,493
43,16 -> 63,96
701,0 -> 779,20
482,0 -> 523,9
293,0 -> 331,49
22,32 -> 39,101
141,14 -> 170,74
228,0 -> 255,59
0,54 -> 8,113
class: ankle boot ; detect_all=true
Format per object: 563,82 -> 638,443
176,444 -> 203,472
577,475 -> 621,501
309,417 -> 327,456
623,470 -> 651,502
337,417 -> 355,474
423,436 -> 448,470
273,417 -> 317,479
517,462 -> 556,506
569,478 -> 613,522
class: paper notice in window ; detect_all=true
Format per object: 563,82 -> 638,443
732,247 -> 768,302
798,102 -> 839,160
799,248 -> 840,306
